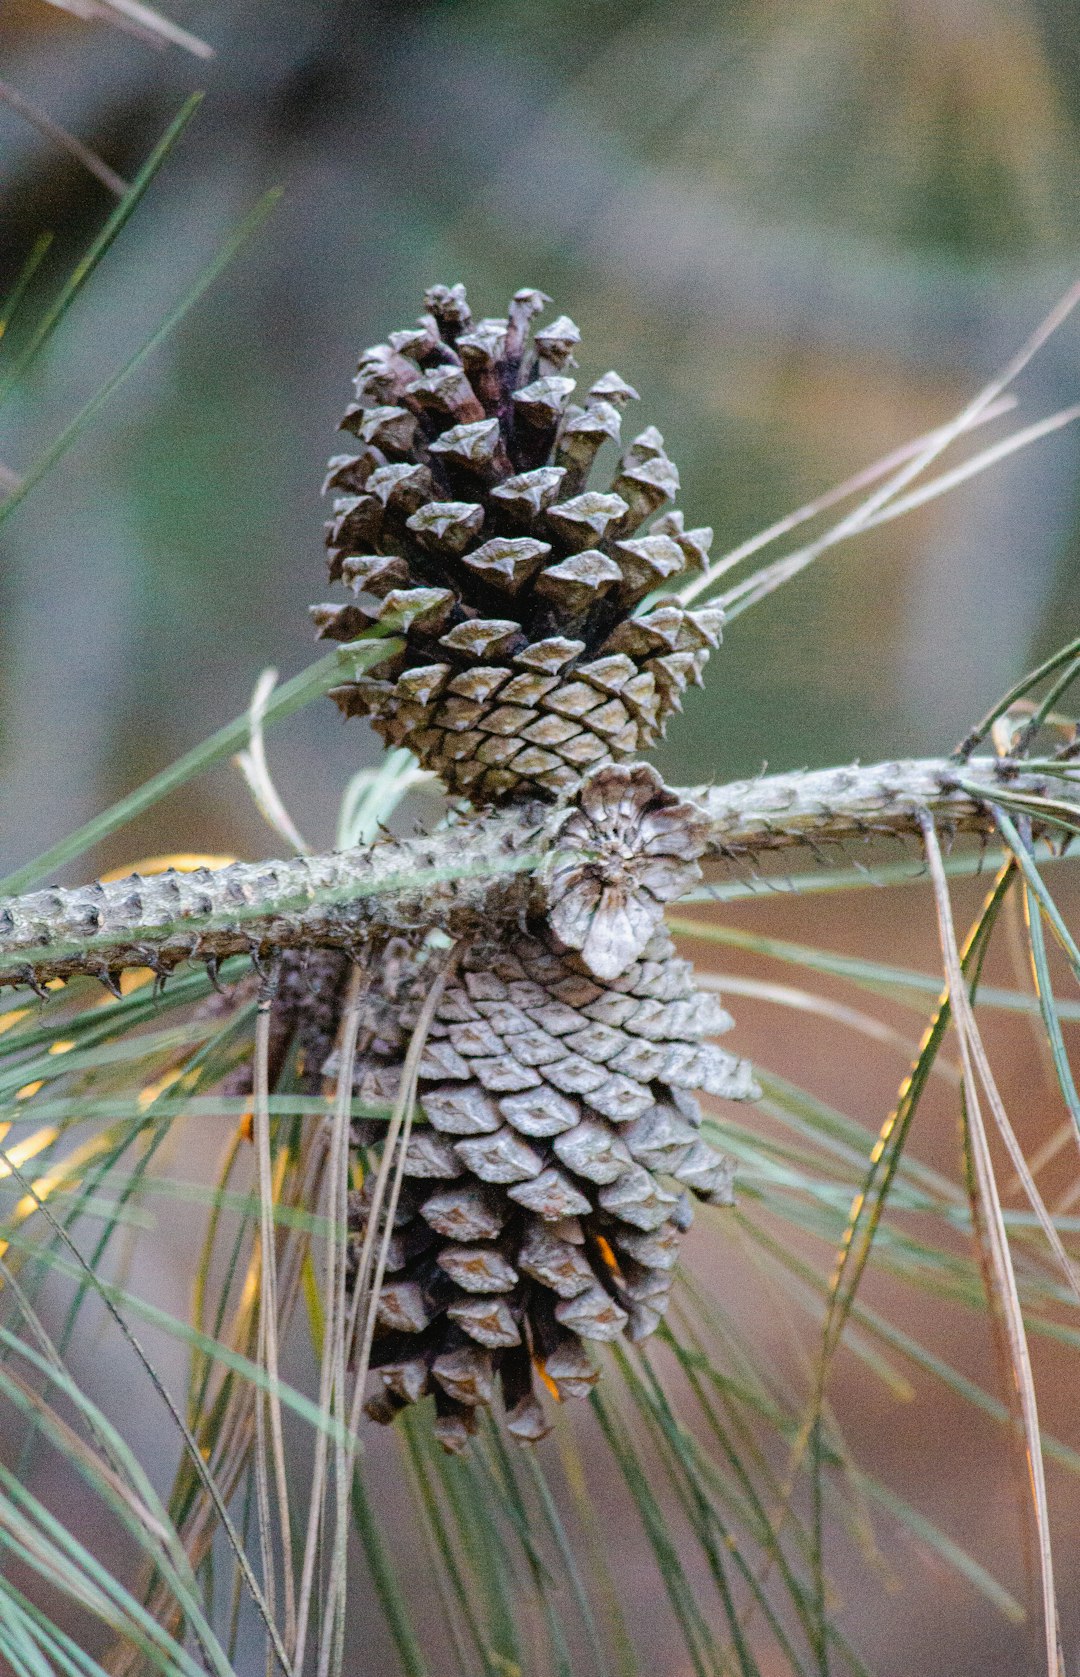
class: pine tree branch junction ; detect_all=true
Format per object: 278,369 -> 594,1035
0,755 -> 1075,992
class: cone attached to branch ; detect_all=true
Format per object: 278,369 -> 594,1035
317,283 -> 722,806
347,908 -> 754,1449
312,287 -> 754,1450
342,765 -> 757,1449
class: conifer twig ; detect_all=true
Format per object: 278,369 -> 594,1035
0,757 -> 1076,992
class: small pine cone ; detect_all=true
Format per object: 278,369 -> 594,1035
318,283 -> 722,807
277,949 -> 353,1093
348,766 -> 757,1449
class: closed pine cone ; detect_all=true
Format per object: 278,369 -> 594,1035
315,285 -> 757,1448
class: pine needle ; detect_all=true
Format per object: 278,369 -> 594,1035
721,405 -> 1080,620
0,636 -> 402,896
921,817 -> 1062,1677
0,78 -> 128,195
678,394 -> 1017,605
317,944 -> 464,1677
38,0 -> 213,57
252,998 -> 297,1658
695,971 -> 961,1076
697,278 -> 1080,620
0,1138 -> 295,1675
293,965 -> 367,1673
234,670 -> 311,855
0,95 -> 203,409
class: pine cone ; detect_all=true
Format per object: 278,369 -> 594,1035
343,764 -> 758,1451
315,282 -> 723,805
312,285 -> 756,1449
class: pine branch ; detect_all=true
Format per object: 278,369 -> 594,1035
690,757 -> 1078,850
0,756 -> 1075,992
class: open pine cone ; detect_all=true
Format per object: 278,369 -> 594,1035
314,281 -> 724,804
312,284 -> 758,1450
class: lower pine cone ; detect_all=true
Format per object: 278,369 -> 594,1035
336,921 -> 758,1453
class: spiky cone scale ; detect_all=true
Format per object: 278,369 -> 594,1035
314,285 -> 753,1448
318,283 -> 721,806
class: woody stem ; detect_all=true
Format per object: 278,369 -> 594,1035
0,756 -> 1074,990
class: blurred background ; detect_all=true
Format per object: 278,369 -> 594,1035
1,0 -> 1079,877
1,2 -> 1079,1673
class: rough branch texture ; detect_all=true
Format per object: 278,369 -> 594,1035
691,757 -> 1076,850
0,812 -> 546,989
0,756 -> 1074,991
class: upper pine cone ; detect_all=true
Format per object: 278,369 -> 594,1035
316,283 -> 723,806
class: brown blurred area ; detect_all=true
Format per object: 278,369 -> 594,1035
1,2 -> 1079,1672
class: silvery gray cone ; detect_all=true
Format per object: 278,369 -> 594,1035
315,281 -> 724,803
315,284 -> 758,1452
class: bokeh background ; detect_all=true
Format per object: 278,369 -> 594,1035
1,2 -> 1080,1673
2,0 -> 1080,876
